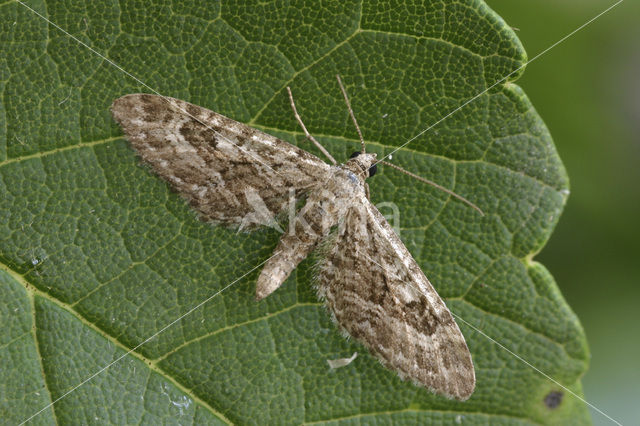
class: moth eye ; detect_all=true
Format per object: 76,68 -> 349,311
350,151 -> 361,159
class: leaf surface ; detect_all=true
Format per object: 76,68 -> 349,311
0,0 -> 589,424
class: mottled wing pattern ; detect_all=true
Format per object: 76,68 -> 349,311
317,197 -> 475,400
111,94 -> 330,228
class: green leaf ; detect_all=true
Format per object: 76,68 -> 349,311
1,0 -> 590,424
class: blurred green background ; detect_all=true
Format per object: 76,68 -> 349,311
487,1 -> 639,424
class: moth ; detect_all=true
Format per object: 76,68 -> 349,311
111,76 -> 477,400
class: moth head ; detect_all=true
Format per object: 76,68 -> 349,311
348,151 -> 378,178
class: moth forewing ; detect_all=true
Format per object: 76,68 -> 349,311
111,89 -> 475,401
110,94 -> 329,228
317,196 -> 475,400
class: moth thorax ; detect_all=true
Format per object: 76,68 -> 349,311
348,151 -> 378,178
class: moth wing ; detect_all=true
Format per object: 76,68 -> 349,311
111,94 -> 330,228
317,197 -> 475,400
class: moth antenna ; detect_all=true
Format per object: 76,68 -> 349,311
287,87 -> 337,165
336,75 -> 366,153
380,160 -> 485,216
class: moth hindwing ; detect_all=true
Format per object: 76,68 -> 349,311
111,92 -> 475,400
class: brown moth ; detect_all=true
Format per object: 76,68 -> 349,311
111,79 -> 476,400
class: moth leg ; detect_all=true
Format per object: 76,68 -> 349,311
365,182 -> 370,200
287,87 -> 337,165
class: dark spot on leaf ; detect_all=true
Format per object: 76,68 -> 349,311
544,390 -> 563,409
